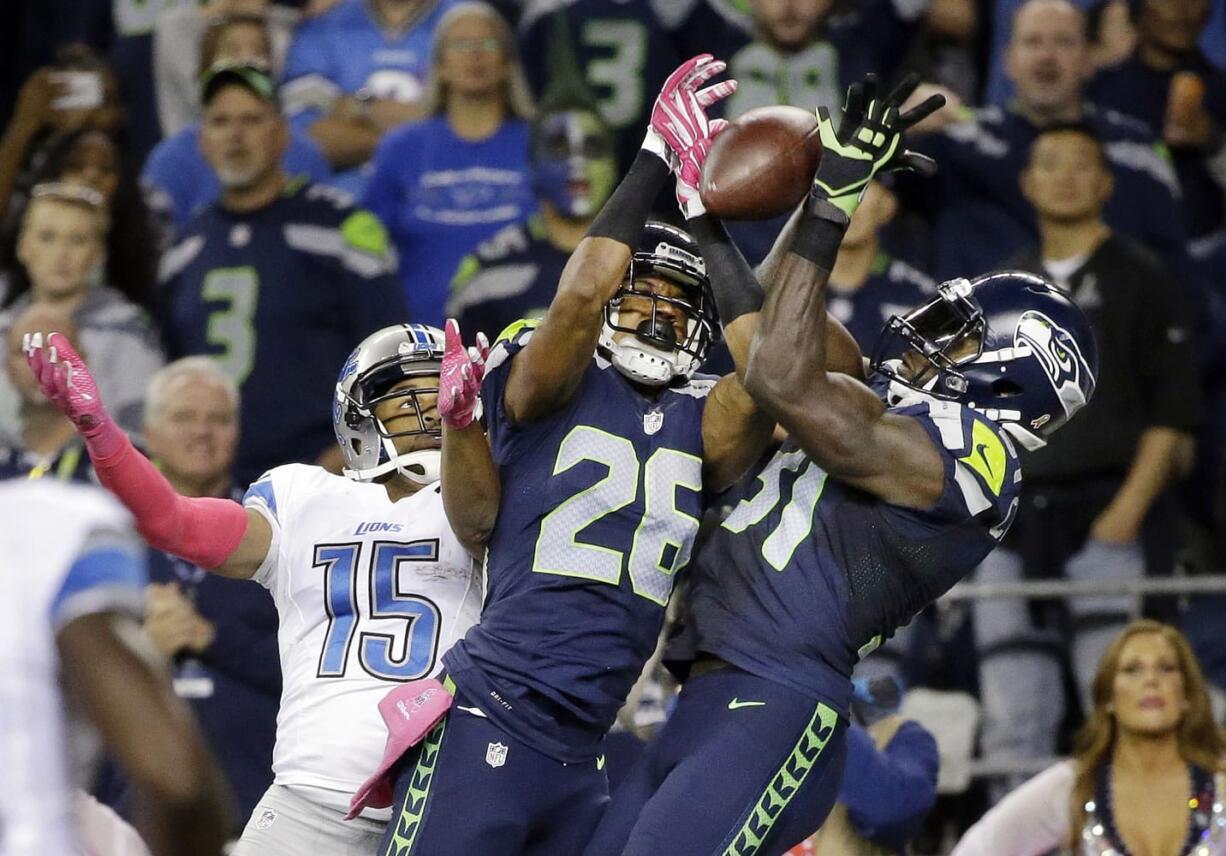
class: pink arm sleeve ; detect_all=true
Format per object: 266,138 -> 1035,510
950,762 -> 1074,856
88,422 -> 249,571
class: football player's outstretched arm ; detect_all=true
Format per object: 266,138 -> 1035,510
59,612 -> 230,856
24,333 -> 272,579
439,320 -> 499,559
746,75 -> 950,510
501,55 -> 735,425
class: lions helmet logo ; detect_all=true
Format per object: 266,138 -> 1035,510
1015,311 -> 1094,419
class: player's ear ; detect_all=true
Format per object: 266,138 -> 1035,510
274,116 -> 290,156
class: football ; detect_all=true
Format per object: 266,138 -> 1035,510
699,105 -> 823,220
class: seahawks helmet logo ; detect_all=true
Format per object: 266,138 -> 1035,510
1015,311 -> 1092,418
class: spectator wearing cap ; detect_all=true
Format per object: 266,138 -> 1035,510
143,15 -> 333,233
159,63 -> 407,483
280,0 -> 461,196
154,0 -> 300,138
0,182 -> 163,446
901,0 -> 1190,284
362,1 -> 536,327
972,123 -> 1199,799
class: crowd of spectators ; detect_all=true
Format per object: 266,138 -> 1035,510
2,0 -> 1225,850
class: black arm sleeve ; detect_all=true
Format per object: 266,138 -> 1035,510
687,214 -> 764,324
587,150 -> 671,247
1137,253 -> 1201,431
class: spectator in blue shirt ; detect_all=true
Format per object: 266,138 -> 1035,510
445,13 -> 614,342
280,0 -> 460,196
363,1 -> 536,327
143,13 -> 333,234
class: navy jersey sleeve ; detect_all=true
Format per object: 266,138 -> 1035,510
882,399 -> 1022,537
840,721 -> 940,849
304,187 -> 409,333
479,318 -> 542,463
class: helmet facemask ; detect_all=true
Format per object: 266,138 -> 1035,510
598,252 -> 718,386
870,278 -> 985,401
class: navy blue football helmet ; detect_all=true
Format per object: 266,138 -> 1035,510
598,222 -> 720,385
870,271 -> 1098,449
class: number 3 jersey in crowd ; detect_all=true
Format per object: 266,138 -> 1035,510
160,179 -> 408,485
674,397 -> 1022,716
442,321 -> 712,763
242,464 -> 482,817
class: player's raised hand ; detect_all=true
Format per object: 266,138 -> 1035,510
644,54 -> 737,219
23,331 -> 114,437
811,73 -> 946,217
439,319 -> 488,430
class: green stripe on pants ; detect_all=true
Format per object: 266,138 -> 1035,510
387,714 -> 448,855
722,701 -> 839,856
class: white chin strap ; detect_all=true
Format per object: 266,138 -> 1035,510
344,444 -> 441,485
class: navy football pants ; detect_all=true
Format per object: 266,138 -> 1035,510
376,685 -> 608,856
583,665 -> 847,856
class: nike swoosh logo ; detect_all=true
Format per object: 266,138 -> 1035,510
727,699 -> 766,710
456,705 -> 487,718
974,443 -> 995,479
596,755 -> 606,771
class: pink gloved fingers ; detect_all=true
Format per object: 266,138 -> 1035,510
440,319 -> 479,430
695,79 -> 737,109
658,54 -> 712,101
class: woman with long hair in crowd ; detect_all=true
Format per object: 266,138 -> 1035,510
361,0 -> 536,326
954,619 -> 1226,855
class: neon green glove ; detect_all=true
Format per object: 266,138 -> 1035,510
811,73 -> 945,217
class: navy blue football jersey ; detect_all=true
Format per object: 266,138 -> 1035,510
675,397 -> 1021,716
828,252 -> 936,352
518,0 -> 685,174
444,216 -> 567,344
443,320 -> 713,762
160,179 -> 408,484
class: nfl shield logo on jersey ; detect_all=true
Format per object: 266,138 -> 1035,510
485,742 -> 508,768
643,409 -> 664,436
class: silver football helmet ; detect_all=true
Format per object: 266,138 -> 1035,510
333,324 -> 445,484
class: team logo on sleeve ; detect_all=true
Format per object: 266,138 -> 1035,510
485,742 -> 508,768
1015,311 -> 1091,421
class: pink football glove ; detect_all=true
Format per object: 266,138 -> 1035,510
648,54 -> 736,219
438,319 -> 489,431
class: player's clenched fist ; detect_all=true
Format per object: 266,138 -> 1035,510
439,319 -> 489,430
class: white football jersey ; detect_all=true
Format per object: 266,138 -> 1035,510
0,481 -> 145,856
242,465 -> 481,815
